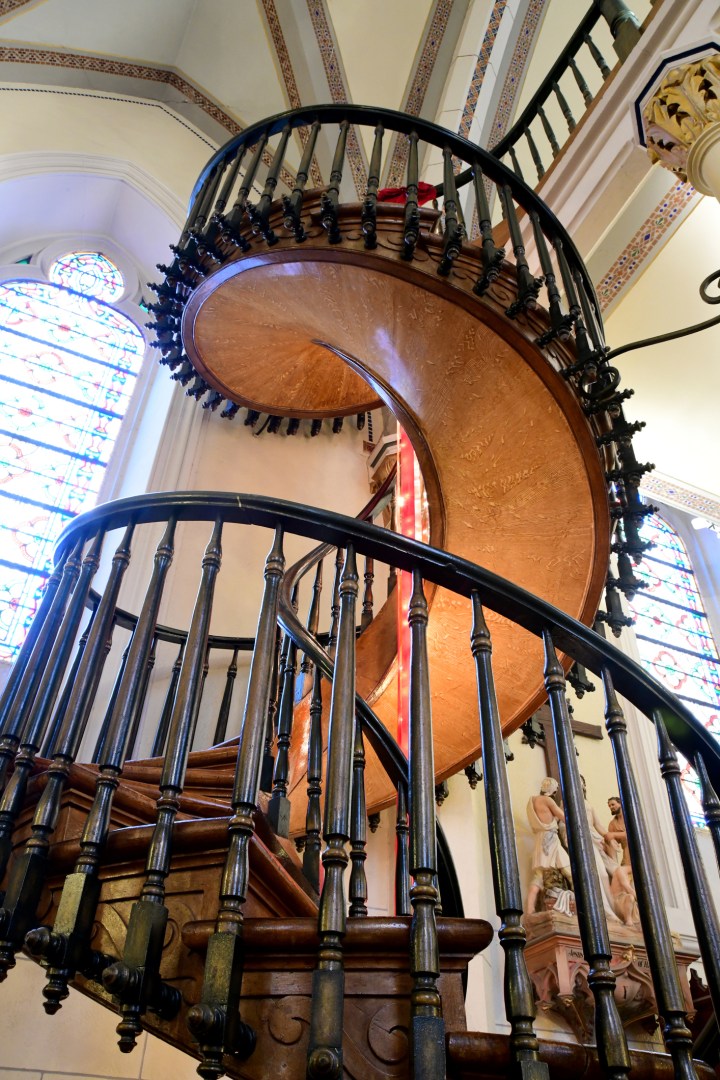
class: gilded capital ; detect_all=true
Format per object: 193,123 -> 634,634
643,53 -> 720,180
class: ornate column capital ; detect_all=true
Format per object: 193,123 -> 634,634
642,52 -> 720,188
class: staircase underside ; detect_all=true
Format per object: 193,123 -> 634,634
182,199 -> 610,813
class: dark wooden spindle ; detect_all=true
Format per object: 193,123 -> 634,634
328,546 -> 344,652
569,56 -> 593,105
438,147 -> 465,276
696,753 -> 720,871
537,104 -> 561,157
553,80 -> 576,132
508,144 -> 525,182
0,527 -> 133,979
303,666 -> 324,894
39,618 -> 93,759
348,720 -> 368,917
283,119 -> 321,242
26,520 -> 177,1015
214,646 -> 239,745
127,635 -> 157,758
223,133 -> 269,247
320,120 -> 349,244
361,123 -> 384,249
525,127 -> 545,180
102,520 -> 223,1051
585,32 -> 611,79
267,622 -> 298,837
151,643 -> 183,758
213,147 -> 247,222
402,130 -> 421,261
361,557 -> 374,631
655,710 -> 720,1026
92,638 -> 131,763
543,631 -> 630,1080
499,185 -> 542,318
187,527 -> 285,1079
472,167 -> 505,295
395,781 -> 411,916
407,572 -> 445,1079
301,561 -> 324,678
259,627 -> 281,792
307,545 -> 358,1080
530,213 -> 571,345
471,595 -> 548,1080
247,123 -> 291,244
601,672 -> 699,1080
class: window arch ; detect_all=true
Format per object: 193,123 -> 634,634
0,251 -> 146,663
627,512 -> 720,822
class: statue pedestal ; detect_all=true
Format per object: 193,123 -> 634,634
524,912 -> 697,1041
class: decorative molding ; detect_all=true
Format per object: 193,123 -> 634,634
385,0 -> 455,186
0,0 -> 36,16
487,0 -> 546,150
596,179 -> 698,310
458,0 -> 507,141
643,51 -> 720,181
260,0 -> 324,187
641,472 -> 720,527
305,0 -> 366,198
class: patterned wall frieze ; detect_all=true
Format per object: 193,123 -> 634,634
641,473 -> 720,527
486,0 -> 546,150
0,0 -> 36,17
305,0 -> 366,197
260,0 -> 323,187
457,0 -> 507,142
596,179 -> 698,311
385,0 -> 454,187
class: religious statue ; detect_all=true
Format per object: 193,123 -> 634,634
525,777 -> 573,917
580,775 -> 622,924
607,796 -> 639,926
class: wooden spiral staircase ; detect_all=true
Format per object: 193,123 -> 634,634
0,103 -> 719,1080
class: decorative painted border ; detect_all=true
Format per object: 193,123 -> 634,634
260,0 -> 323,187
487,0 -> 546,149
305,0 -> 366,198
597,179 -> 698,310
0,0 -> 35,16
641,473 -> 720,526
385,0 -> 455,186
457,0 -> 508,141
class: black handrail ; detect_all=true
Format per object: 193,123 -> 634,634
55,490 -> 720,793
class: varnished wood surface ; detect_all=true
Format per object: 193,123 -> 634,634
185,199 -> 610,814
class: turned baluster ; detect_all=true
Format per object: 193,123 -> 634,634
0,527 -> 133,980
320,120 -> 349,244
537,104 -> 560,157
499,186 -> 542,318
267,605 -> 298,837
301,561 -> 324,681
601,672 -> 699,1080
696,753 -> 720,872
26,520 -> 177,1015
569,55 -> 593,106
438,147 -> 464,276
102,520 -> 223,1052
361,123 -> 384,249
39,617 -> 93,759
223,133 -> 269,248
306,546 -> 358,1080
543,631 -> 630,1080
361,557 -> 375,631
150,643 -> 184,758
655,710 -> 720,1026
348,720 -> 368,917
328,546 -> 344,653
213,646 -> 239,745
283,119 -> 320,241
585,32 -> 611,79
303,666 -> 324,894
247,123 -> 291,244
525,126 -> 545,180
471,595 -> 547,1080
530,213 -> 571,344
395,781 -> 411,916
402,130 -> 421,261
187,527 -> 285,1080
508,144 -> 525,182
127,635 -> 157,757
259,627 -> 281,792
553,80 -> 576,132
92,638 -> 131,763
472,167 -> 505,296
212,146 -> 247,222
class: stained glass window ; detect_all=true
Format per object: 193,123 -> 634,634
627,513 -> 720,824
0,253 -> 145,662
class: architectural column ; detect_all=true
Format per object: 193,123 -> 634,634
643,52 -> 720,198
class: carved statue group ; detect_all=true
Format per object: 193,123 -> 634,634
525,777 -> 639,927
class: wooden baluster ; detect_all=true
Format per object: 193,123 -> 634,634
39,617 -> 93,759
267,611 -> 298,837
102,520 -> 223,1052
573,267 -> 605,354
542,631 -> 630,1080
192,646 -> 211,752
472,167 -> 505,295
127,635 -> 157,758
361,557 -> 374,631
259,627 -> 281,792
283,119 -> 320,242
471,595 -> 548,1080
151,643 -> 183,758
402,130 -> 421,261
537,103 -> 560,157
92,638 -> 131,763
213,646 -> 239,745
307,546 -> 358,1080
187,527 -> 285,1079
303,666 -> 324,894
0,527 -> 133,980
26,520 -> 177,1015
320,120 -> 349,244
189,162 -> 226,239
247,123 -> 291,244
223,133 -> 269,249
406,572 -> 445,1079
301,561 -> 324,681
569,56 -> 593,106
696,753 -> 720,871
499,185 -> 542,318
395,781 -> 411,916
553,80 -> 576,132
555,240 -> 595,364
348,720 -> 368,917
525,126 -> 545,180
508,144 -> 525,182
0,543 -> 82,793
585,32 -> 611,79
601,672 -> 699,1080
213,147 -> 247,223
438,147 -> 464,276
655,710 -> 720,1026
361,123 -> 384,249
530,213 -> 572,345
328,546 -> 344,653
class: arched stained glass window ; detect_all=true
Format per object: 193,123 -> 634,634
628,513 -> 720,823
0,252 -> 145,663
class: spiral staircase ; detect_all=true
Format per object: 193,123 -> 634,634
0,96 -> 719,1080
